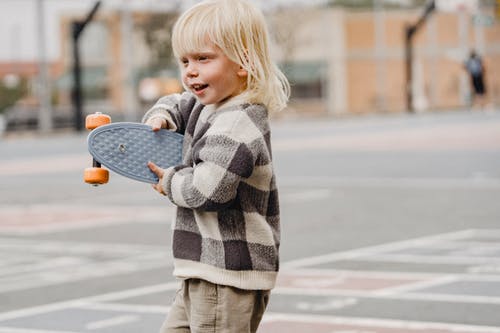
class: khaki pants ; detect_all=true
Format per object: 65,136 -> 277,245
160,279 -> 270,333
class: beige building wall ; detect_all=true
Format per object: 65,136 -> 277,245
283,7 -> 500,115
53,6 -> 500,116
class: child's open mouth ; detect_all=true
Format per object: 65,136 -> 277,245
192,84 -> 208,93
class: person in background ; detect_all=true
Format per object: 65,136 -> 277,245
464,49 -> 487,110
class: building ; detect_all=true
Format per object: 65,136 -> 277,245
1,1 -> 499,126
274,3 -> 500,115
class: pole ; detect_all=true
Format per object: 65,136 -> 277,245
71,1 -> 101,131
405,25 -> 414,112
36,0 -> 52,133
404,0 -> 435,112
121,0 -> 138,121
72,22 -> 83,131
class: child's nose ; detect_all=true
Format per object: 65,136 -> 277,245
185,64 -> 198,77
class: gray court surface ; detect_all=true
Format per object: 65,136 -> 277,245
1,108 -> 500,332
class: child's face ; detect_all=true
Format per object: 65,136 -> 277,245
179,43 -> 247,105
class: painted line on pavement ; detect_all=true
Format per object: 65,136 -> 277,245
273,286 -> 500,305
85,315 -> 140,330
278,176 -> 500,189
0,328 -> 78,333
0,282 -> 179,322
0,238 -> 171,293
282,229 -> 477,269
79,302 -> 169,314
373,275 -> 461,296
261,313 -> 500,333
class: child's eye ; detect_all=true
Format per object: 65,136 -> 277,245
180,58 -> 188,66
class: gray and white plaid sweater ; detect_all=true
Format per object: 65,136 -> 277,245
142,92 -> 280,290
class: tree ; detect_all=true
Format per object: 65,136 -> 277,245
0,76 -> 28,114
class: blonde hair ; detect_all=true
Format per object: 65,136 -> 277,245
172,0 -> 290,113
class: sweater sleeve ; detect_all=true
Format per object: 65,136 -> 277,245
160,111 -> 256,211
142,92 -> 198,134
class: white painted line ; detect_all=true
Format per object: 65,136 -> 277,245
373,275 -> 461,296
282,229 -> 477,268
272,287 -> 385,297
0,302 -> 81,323
262,313 -> 500,332
86,315 -> 139,330
0,257 -> 171,294
0,219 -> 127,236
0,237 -> 169,254
0,256 -> 86,277
397,292 -> 500,305
276,268 -> 500,304
79,302 -> 169,314
84,281 -> 180,303
0,239 -> 171,283
468,264 -> 500,274
278,176 -> 500,189
0,328 -> 79,333
429,241 -> 500,257
274,284 -> 500,305
466,229 -> 500,239
353,253 -> 500,265
282,268 -> 440,280
296,297 -> 358,311
0,282 -> 179,322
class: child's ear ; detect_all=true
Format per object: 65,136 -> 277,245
237,67 -> 248,78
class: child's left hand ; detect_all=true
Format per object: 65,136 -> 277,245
148,161 -> 166,195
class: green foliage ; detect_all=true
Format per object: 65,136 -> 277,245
0,77 -> 28,114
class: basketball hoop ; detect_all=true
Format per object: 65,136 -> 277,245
435,0 -> 479,14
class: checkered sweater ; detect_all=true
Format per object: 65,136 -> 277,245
142,92 -> 280,290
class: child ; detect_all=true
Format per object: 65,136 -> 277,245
142,0 -> 289,331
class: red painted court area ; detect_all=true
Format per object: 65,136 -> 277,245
277,270 -> 429,293
259,229 -> 500,332
0,204 -> 173,234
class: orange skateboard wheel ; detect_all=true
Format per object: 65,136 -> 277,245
84,167 -> 109,185
86,112 -> 111,130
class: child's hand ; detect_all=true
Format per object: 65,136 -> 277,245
146,117 -> 167,132
148,161 -> 166,195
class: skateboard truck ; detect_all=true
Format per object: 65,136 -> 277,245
84,112 -> 111,186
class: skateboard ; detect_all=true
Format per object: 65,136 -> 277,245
84,112 -> 183,185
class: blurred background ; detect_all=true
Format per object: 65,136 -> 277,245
0,0 -> 499,134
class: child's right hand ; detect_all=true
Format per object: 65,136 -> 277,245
146,117 -> 167,132
148,161 -> 167,196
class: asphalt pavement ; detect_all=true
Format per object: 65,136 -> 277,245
1,108 -> 500,332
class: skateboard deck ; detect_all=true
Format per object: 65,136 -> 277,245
87,122 -> 183,184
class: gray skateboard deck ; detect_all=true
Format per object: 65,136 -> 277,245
87,122 -> 183,184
